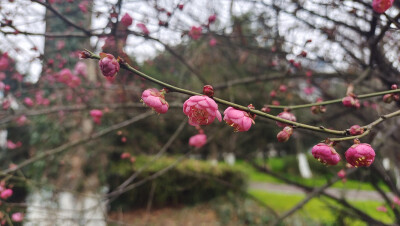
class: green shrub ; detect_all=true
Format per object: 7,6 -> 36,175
108,155 -> 248,210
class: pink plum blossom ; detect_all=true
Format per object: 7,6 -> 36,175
208,14 -> 217,24
342,96 -> 360,108
276,111 -> 296,127
223,107 -> 254,132
99,53 -> 120,77
121,13 -> 133,27
209,38 -> 217,46
90,109 -> 103,124
74,62 -> 87,76
337,169 -> 346,179
311,143 -> 341,165
141,88 -> 169,114
0,188 -> 12,199
24,97 -> 34,107
0,53 -> 9,70
188,26 -> 202,40
11,212 -> 24,222
373,0 -> 393,13
16,115 -> 27,126
349,125 -> 364,135
7,140 -> 22,149
189,133 -> 207,148
137,23 -> 150,35
121,152 -> 131,159
78,1 -> 89,13
345,143 -> 375,167
183,95 -> 222,126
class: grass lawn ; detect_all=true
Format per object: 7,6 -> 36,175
232,159 -> 389,191
249,189 -> 394,225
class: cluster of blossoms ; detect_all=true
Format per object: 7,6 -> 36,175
311,139 -> 375,167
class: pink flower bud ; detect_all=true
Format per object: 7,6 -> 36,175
11,212 -> 24,222
279,84 -> 287,93
342,96 -> 360,108
137,23 -> 150,35
189,133 -> 207,148
208,14 -> 217,24
0,189 -> 12,199
277,127 -> 293,143
372,0 -> 393,13
337,169 -> 346,179
178,4 -> 184,10
269,90 -> 276,98
311,143 -> 341,165
391,84 -> 398,90
223,107 -> 254,132
383,94 -> 393,103
349,125 -> 364,135
141,88 -> 169,114
183,95 -> 222,126
99,53 -> 120,77
24,97 -> 34,107
188,26 -> 202,40
121,13 -> 133,27
90,109 -> 103,124
203,85 -> 214,97
209,38 -> 217,46
120,152 -> 131,159
345,143 -> 375,167
16,115 -> 27,126
276,111 -> 296,127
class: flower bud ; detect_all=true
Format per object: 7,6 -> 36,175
349,125 -> 364,135
203,85 -> 214,97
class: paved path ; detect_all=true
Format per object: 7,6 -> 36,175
250,182 -> 393,202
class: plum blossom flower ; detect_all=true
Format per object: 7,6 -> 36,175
121,13 -> 133,27
16,115 -> 27,126
141,88 -> 169,114
209,38 -> 217,46
11,212 -> 24,222
7,140 -> 22,149
24,97 -> 34,107
208,14 -> 217,24
345,143 -> 375,167
90,109 -> 103,124
188,26 -> 202,40
0,53 -> 9,70
311,143 -> 341,165
223,107 -> 254,132
120,152 -> 131,159
137,23 -> 150,35
74,62 -> 87,76
373,0 -> 393,13
183,95 -> 222,126
276,111 -> 296,127
0,188 -> 12,199
189,133 -> 207,148
99,53 -> 120,77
